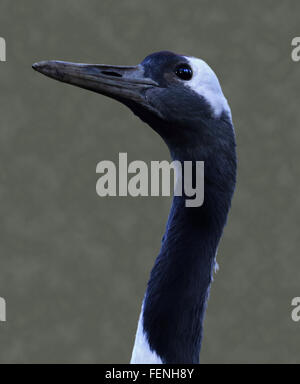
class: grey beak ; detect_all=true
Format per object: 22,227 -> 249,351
32,60 -> 158,105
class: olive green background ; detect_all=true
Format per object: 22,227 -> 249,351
0,0 -> 299,364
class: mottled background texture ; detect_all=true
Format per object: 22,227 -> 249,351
0,0 -> 299,364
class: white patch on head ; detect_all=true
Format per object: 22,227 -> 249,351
130,303 -> 163,364
184,56 -> 232,120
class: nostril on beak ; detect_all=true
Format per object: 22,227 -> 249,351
101,71 -> 123,78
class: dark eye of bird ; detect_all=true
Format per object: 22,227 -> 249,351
175,64 -> 193,81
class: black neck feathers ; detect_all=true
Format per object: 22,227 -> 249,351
142,114 -> 237,364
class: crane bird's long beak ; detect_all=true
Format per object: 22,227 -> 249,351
32,60 -> 158,106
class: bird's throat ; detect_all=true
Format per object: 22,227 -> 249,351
131,116 -> 237,364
